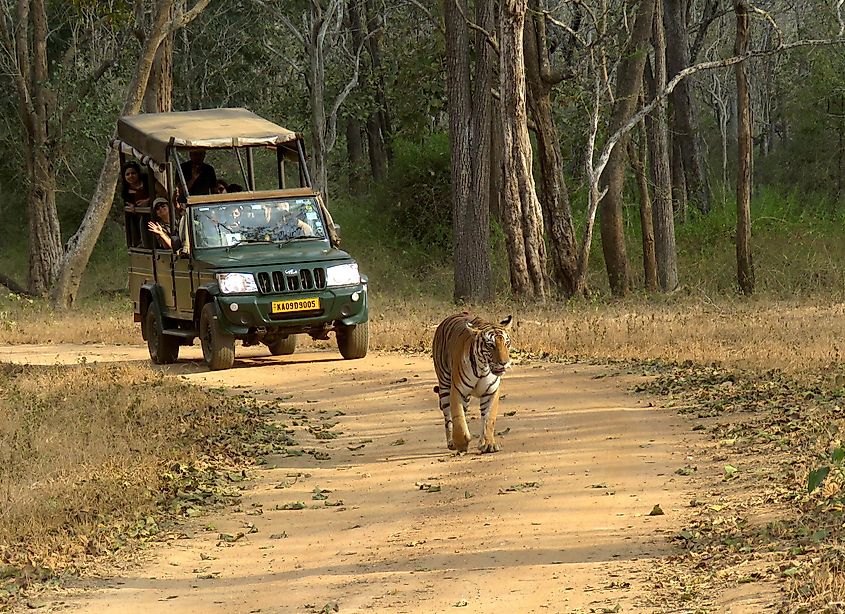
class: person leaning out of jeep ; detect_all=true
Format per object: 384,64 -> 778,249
147,198 -> 174,250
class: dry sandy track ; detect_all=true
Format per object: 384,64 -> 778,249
5,344 -> 735,613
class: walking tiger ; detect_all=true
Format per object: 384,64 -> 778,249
432,312 -> 513,453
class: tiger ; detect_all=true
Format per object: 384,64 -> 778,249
432,312 -> 513,454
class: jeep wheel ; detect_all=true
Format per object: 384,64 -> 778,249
266,335 -> 297,356
200,303 -> 235,370
145,306 -> 179,364
336,321 -> 368,360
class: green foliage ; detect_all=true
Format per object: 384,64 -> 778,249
380,133 -> 452,254
808,445 -> 845,494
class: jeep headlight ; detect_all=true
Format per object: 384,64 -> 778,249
326,263 -> 361,287
216,272 -> 258,294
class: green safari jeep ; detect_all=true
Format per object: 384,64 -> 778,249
112,108 -> 369,369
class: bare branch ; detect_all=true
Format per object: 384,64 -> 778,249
0,272 -> 33,297
594,36 -> 845,198
405,0 -> 444,34
453,0 -> 499,54
326,27 -> 379,152
170,0 -> 211,33
750,3 -> 783,48
541,10 -> 588,50
60,57 -> 116,128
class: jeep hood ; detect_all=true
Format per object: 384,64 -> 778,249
194,242 -> 354,269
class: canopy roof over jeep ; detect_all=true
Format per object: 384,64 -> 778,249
114,108 -> 299,163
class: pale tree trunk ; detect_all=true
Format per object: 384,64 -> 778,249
307,1 -> 330,201
628,121 -> 658,291
144,0 -> 176,113
284,0 -> 363,206
599,0 -> 655,297
734,0 -> 754,294
51,0 -> 211,309
646,1 -> 678,292
500,0 -> 547,299
707,70 -> 731,196
524,1 -> 578,297
365,0 -> 392,167
664,0 -> 710,214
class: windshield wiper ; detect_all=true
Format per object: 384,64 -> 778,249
276,235 -> 322,248
200,212 -> 236,233
226,237 -> 275,251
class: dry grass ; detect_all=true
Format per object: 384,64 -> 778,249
0,361 -> 267,590
0,293 -> 136,345
371,294 -> 845,377
4,291 -> 845,378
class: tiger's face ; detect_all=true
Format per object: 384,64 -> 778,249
469,315 -> 513,376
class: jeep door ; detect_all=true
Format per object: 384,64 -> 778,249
153,243 -> 177,311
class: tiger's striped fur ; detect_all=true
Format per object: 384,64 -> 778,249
432,312 -> 513,453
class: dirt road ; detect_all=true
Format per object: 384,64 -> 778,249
7,344 -> 711,613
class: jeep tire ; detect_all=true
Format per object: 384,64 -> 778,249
266,334 -> 297,356
145,305 -> 179,364
336,321 -> 368,360
200,303 -> 235,370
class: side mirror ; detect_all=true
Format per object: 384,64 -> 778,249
333,223 -> 341,236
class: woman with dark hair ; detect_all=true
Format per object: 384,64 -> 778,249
147,198 -> 174,250
122,161 -> 151,206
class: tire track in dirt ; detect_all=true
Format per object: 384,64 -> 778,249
9,345 -> 705,613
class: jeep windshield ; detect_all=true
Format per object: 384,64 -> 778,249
190,197 -> 327,249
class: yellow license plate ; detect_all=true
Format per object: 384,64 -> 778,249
271,297 -> 321,314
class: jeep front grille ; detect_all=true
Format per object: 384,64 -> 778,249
256,267 -> 327,294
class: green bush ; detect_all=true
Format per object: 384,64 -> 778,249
381,133 -> 452,255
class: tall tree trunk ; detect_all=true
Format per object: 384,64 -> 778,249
664,0 -> 710,213
500,0 -> 546,299
26,0 -> 62,295
307,3 -> 329,201
456,0 -> 493,301
144,0 -> 175,113
28,153 -> 62,295
444,0 -> 474,295
350,0 -> 387,182
646,3 -> 678,292
366,115 -> 387,181
524,2 -> 578,297
734,0 -> 754,294
629,122 -> 658,291
365,0 -> 393,164
671,136 -> 687,221
489,92 -> 504,225
346,116 -> 365,194
51,0 -> 210,309
599,0 -> 656,297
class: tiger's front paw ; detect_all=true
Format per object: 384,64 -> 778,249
479,440 -> 501,454
452,431 -> 471,453
447,439 -> 456,451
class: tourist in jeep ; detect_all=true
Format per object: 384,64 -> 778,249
122,161 -> 151,206
180,149 -> 217,195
